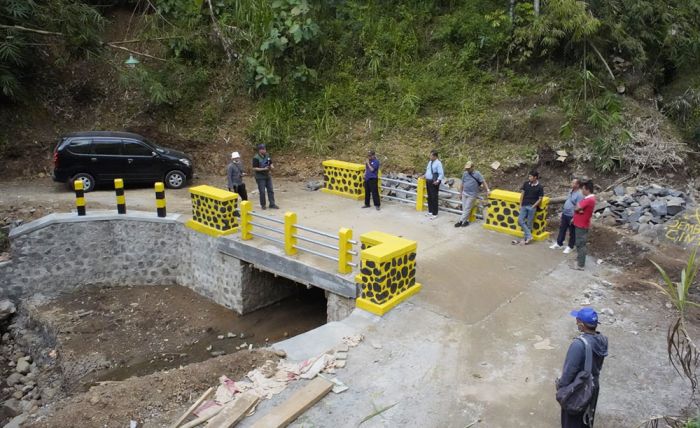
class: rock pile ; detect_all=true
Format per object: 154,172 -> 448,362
1,308 -> 61,425
595,184 -> 689,233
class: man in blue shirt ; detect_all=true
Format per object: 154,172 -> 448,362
423,150 -> 444,219
550,178 -> 583,253
456,161 -> 489,227
362,150 -> 381,211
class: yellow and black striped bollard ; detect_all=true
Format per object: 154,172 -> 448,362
155,182 -> 166,217
74,179 -> 86,216
114,178 -> 126,214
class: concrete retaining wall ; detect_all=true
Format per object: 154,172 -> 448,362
0,211 -> 295,315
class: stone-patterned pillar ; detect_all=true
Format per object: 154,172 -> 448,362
355,231 -> 422,316
483,189 -> 550,241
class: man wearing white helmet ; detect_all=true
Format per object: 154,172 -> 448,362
227,151 -> 248,201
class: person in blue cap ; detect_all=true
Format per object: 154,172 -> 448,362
557,307 -> 609,428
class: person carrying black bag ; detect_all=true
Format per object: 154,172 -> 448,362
556,307 -> 609,428
422,150 -> 444,220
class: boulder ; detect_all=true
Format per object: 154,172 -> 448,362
15,358 -> 30,375
638,195 -> 652,208
304,180 -> 323,191
0,300 -> 16,323
626,208 -> 642,224
6,373 -> 23,387
613,185 -> 625,196
666,197 -> 685,216
594,201 -> 609,212
650,201 -> 667,217
639,214 -> 654,224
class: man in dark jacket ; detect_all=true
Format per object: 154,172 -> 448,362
226,151 -> 247,201
252,144 -> 278,210
558,307 -> 609,428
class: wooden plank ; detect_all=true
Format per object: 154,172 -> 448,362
206,392 -> 260,428
251,378 -> 333,428
171,387 -> 215,428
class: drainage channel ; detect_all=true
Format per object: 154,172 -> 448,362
2,282 -> 327,402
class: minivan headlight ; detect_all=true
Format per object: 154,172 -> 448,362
179,158 -> 191,166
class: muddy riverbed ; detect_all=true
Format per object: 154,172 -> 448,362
0,284 -> 326,426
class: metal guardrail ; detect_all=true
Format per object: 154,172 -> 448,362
239,201 -> 356,273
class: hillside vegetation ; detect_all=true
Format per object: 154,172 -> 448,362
1,0 -> 699,177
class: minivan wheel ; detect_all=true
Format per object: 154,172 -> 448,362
165,170 -> 186,189
70,173 -> 96,192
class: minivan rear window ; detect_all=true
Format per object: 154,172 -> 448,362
94,140 -> 122,155
67,139 -> 92,154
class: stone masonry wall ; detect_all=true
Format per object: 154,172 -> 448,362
0,212 -> 293,315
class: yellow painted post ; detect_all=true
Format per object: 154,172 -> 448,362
284,212 -> 298,256
416,177 -> 426,211
338,227 -> 352,274
114,178 -> 126,214
155,182 -> 166,217
74,179 -> 86,216
240,200 -> 253,240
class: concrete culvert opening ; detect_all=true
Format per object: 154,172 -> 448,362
0,281 -> 329,425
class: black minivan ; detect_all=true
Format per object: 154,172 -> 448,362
52,131 -> 193,191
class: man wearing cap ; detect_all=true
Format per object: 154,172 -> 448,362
362,150 -> 381,211
455,161 -> 489,227
557,307 -> 608,428
252,144 -> 279,210
227,151 -> 247,201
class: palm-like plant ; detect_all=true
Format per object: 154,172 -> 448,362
650,248 -> 699,392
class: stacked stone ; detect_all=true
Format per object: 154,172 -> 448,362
0,300 -> 59,423
595,184 -> 688,233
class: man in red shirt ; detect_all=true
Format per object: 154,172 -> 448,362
572,180 -> 596,270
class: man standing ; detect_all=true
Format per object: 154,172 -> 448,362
423,150 -> 444,220
572,180 -> 596,270
226,151 -> 247,201
455,161 -> 489,227
557,307 -> 608,428
550,179 -> 582,253
362,150 -> 381,211
252,144 -> 279,210
514,170 -> 544,245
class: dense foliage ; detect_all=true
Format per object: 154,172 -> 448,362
2,0 -> 700,171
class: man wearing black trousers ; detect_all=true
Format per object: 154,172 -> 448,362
362,150 -> 381,211
423,150 -> 444,219
550,178 -> 582,254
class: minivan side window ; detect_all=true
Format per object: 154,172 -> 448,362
67,139 -> 92,154
94,139 -> 122,155
122,140 -> 153,156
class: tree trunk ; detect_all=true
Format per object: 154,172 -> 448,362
509,0 -> 516,20
205,0 -> 236,63
533,0 -> 540,15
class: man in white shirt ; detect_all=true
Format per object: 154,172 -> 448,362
423,150 -> 444,219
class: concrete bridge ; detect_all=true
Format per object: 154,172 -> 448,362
0,165 -> 690,427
